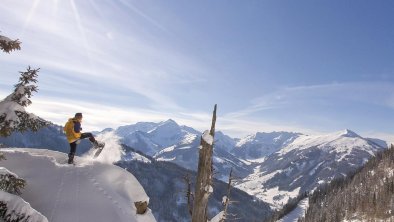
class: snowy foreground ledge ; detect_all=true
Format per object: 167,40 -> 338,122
0,190 -> 48,222
0,148 -> 156,222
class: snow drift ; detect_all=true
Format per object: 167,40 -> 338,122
0,148 -> 156,222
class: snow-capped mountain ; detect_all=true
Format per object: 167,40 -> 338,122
114,121 -> 387,209
214,131 -> 236,152
116,122 -> 158,135
235,129 -> 387,208
113,120 -> 252,180
114,119 -> 198,156
148,119 -> 187,147
232,131 -> 301,161
117,145 -> 272,221
0,148 -> 156,222
299,145 -> 394,222
1,120 -> 388,211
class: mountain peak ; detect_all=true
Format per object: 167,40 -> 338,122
160,119 -> 178,126
154,119 -> 180,131
338,129 -> 360,138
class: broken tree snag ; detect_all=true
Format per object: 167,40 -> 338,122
134,201 -> 148,214
184,174 -> 194,217
192,104 -> 217,222
220,168 -> 234,222
209,104 -> 217,136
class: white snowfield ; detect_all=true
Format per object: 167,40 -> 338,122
0,148 -> 156,222
278,198 -> 309,222
278,129 -> 379,158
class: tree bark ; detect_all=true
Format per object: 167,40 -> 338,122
220,168 -> 233,222
192,104 -> 217,222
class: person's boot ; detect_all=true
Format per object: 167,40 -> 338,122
92,140 -> 99,149
68,153 -> 74,164
92,140 -> 104,149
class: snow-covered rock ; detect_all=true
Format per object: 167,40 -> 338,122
0,148 -> 156,222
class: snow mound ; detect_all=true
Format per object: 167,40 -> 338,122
0,148 -> 156,222
0,190 -> 48,222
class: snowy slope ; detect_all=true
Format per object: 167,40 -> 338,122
232,132 -> 301,161
278,129 -> 384,159
115,120 -> 197,156
0,148 -> 156,222
278,198 -> 309,222
236,129 -> 386,209
1,120 -> 388,215
114,120 -> 251,180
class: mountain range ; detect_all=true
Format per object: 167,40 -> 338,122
108,120 -> 387,208
0,119 -> 388,211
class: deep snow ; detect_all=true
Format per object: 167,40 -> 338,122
0,148 -> 156,222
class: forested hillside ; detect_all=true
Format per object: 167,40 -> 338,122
300,145 -> 394,221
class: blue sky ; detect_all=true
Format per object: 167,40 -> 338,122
1,0 -> 394,141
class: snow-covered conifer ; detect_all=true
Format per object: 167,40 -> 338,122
0,191 -> 48,222
12,67 -> 39,107
0,168 -> 26,195
0,67 -> 48,137
0,35 -> 21,53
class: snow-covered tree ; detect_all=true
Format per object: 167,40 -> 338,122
0,159 -> 30,222
0,168 -> 25,195
0,31 -> 47,137
0,190 -> 48,222
0,33 -> 48,222
0,35 -> 21,53
0,67 -> 48,137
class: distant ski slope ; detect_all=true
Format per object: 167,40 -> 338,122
0,148 -> 156,222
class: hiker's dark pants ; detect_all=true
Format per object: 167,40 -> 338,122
68,133 -> 95,157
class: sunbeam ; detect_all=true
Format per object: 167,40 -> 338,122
22,0 -> 41,36
117,0 -> 169,33
70,0 -> 93,68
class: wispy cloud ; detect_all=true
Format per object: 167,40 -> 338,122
227,81 -> 394,119
0,0 -> 208,112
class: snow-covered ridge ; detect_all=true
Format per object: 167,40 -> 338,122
234,129 -> 385,209
0,148 -> 156,222
278,129 -> 380,157
232,131 -> 302,160
235,131 -> 302,147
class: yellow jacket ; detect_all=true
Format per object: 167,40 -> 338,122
64,118 -> 81,143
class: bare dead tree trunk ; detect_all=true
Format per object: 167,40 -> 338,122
220,168 -> 234,222
184,174 -> 194,217
192,104 -> 217,222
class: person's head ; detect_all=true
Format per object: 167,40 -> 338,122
74,113 -> 83,120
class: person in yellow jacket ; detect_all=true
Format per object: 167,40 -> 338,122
64,113 -> 103,164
